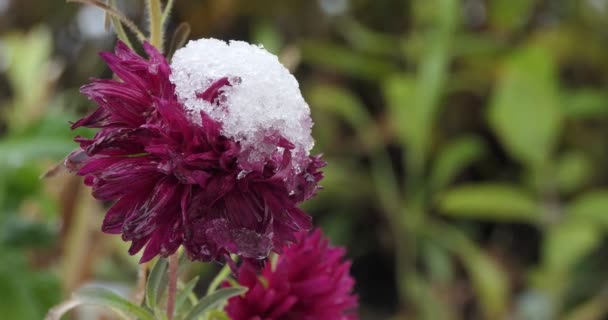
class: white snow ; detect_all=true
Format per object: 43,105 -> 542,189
169,38 -> 314,170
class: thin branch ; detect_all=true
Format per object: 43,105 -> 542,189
161,0 -> 175,25
108,0 -> 134,48
67,0 -> 146,42
103,0 -> 111,31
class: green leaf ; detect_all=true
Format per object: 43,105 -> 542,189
422,241 -> 453,283
463,247 -> 509,319
0,137 -> 74,169
183,287 -> 247,320
252,20 -> 281,54
0,217 -> 57,248
382,73 -> 417,147
488,46 -> 562,168
146,257 -> 168,308
563,292 -> 608,320
555,152 -> 592,194
488,0 -> 536,32
437,184 -> 539,222
543,221 -> 600,274
2,27 -> 54,133
300,40 -> 396,81
567,191 -> 608,229
336,18 -> 399,56
403,272 -> 456,320
561,89 -> 608,118
428,224 -> 509,319
206,310 -> 230,320
207,264 -> 231,295
307,84 -> 378,148
430,136 -> 486,190
175,276 -> 199,313
396,0 -> 457,169
0,250 -> 61,320
46,286 -> 155,320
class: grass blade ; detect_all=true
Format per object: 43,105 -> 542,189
183,287 -> 247,320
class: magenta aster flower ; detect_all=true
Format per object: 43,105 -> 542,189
67,39 -> 324,263
225,229 -> 358,320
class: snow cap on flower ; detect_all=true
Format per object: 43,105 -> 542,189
67,40 -> 325,264
225,229 -> 358,320
170,38 -> 314,170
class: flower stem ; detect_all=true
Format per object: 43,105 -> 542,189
166,252 -> 179,320
132,262 -> 149,305
146,0 -> 163,52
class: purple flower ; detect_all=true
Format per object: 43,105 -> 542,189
225,229 -> 358,320
67,41 -> 324,263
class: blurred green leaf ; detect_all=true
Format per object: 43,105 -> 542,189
429,223 -> 509,319
0,163 -> 43,209
336,18 -> 399,56
300,40 -> 396,81
0,217 -> 57,248
382,73 -> 417,146
252,20 -> 281,54
563,291 -> 608,320
0,250 -> 60,320
555,152 -> 592,194
567,191 -> 608,229
488,0 -> 536,32
207,310 -> 230,320
404,272 -> 456,320
464,247 -> 509,319
3,27 -> 55,133
543,221 -> 600,275
307,84 -> 378,148
422,241 -> 453,283
390,0 -> 457,170
561,89 -> 608,118
488,46 -> 562,168
0,137 -> 73,169
438,184 -> 539,222
183,287 -> 247,320
430,136 -> 486,190
46,286 -> 155,320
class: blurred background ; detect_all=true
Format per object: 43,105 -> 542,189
2,0 -> 608,319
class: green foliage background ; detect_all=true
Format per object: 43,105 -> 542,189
2,0 -> 608,319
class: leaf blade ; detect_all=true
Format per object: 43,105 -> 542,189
437,184 -> 539,222
146,258 -> 168,309
45,286 -> 155,320
488,46 -> 562,167
183,287 -> 247,320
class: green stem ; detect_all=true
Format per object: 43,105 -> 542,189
146,0 -> 163,51
110,0 -> 134,48
166,252 -> 179,320
67,0 -> 146,42
161,0 -> 175,25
